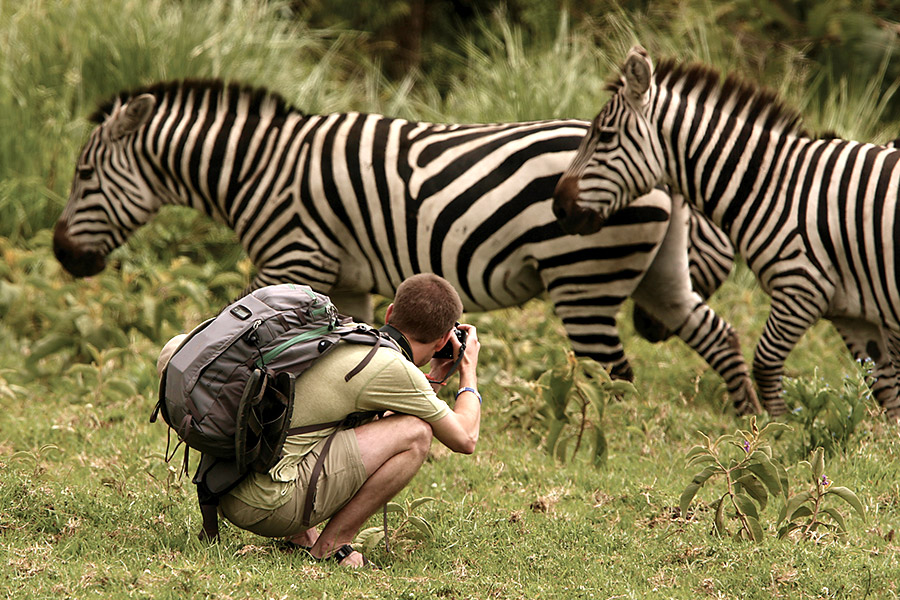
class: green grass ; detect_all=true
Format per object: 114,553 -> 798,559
3,252 -> 900,598
4,0 -> 900,597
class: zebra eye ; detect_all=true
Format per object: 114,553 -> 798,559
78,167 -> 94,181
596,129 -> 616,144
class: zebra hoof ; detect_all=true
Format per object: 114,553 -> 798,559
732,381 -> 762,416
883,406 -> 900,421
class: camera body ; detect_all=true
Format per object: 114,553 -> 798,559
433,327 -> 467,359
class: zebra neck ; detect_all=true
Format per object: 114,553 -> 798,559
657,108 -> 797,239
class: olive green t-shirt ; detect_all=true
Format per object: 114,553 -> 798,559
228,343 -> 451,509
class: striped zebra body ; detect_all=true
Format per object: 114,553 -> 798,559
55,80 -> 757,412
554,46 -> 900,418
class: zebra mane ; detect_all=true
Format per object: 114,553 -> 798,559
89,79 -> 301,124
606,58 -> 808,137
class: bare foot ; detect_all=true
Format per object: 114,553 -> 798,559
285,527 -> 319,549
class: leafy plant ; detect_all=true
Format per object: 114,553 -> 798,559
355,496 -> 436,556
777,447 -> 867,541
784,362 -> 875,458
9,444 -> 61,478
536,351 -> 635,467
680,417 -> 790,541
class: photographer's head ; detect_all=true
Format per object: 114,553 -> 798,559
386,274 -> 463,366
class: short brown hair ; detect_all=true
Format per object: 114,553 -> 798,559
389,274 -> 463,343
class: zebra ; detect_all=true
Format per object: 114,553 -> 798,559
53,79 -> 758,414
553,45 -> 900,418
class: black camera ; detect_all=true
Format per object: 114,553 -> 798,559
434,326 -> 467,359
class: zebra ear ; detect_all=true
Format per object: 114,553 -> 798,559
109,94 -> 156,140
622,46 -> 652,106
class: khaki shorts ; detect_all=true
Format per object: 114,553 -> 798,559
220,429 -> 367,537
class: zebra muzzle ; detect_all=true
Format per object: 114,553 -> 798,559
552,175 -> 606,236
52,219 -> 107,278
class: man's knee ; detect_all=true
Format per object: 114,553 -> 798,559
398,415 -> 433,456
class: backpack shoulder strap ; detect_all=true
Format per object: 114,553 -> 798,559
343,331 -> 383,381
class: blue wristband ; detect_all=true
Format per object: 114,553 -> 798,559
456,386 -> 482,404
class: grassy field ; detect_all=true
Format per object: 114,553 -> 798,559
3,1 -> 900,598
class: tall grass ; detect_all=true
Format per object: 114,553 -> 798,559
0,0 -> 365,240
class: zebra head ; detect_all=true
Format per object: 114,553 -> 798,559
553,46 -> 664,235
54,93 -> 159,277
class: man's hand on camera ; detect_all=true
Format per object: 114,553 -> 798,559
428,324 -> 478,385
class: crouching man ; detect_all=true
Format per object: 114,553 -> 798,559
157,274 -> 481,567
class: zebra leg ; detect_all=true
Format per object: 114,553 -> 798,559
633,290 -> 760,415
631,198 -> 759,415
554,303 -> 635,381
880,327 -> 900,419
753,291 -> 826,416
632,201 -> 735,343
830,318 -> 899,416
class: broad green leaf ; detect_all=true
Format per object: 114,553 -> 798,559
684,445 -> 709,461
65,364 -> 100,380
27,333 -> 74,365
105,377 -> 138,399
408,515 -> 434,539
744,514 -> 764,542
759,421 -> 792,438
410,497 -> 436,511
775,460 -> 790,497
826,486 -> 867,522
736,474 -> 768,511
555,435 -> 571,462
788,505 -> 813,521
733,492 -> 759,520
354,526 -> 385,551
593,428 -> 607,467
607,380 -> 636,396
575,379 -> 601,408
697,431 -> 712,449
777,522 -> 802,539
746,455 -> 783,497
545,419 -> 565,454
821,507 -> 848,533
385,502 -> 405,514
579,360 -> 612,383
208,271 -> 247,290
714,495 -> 728,536
687,453 -> 718,468
779,491 -> 812,526
812,447 -> 825,481
544,370 -> 573,418
679,482 -> 702,516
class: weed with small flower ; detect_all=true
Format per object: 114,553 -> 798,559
680,417 -> 867,544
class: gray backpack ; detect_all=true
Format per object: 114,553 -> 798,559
151,283 -> 400,538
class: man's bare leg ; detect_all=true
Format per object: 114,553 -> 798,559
309,414 -> 433,566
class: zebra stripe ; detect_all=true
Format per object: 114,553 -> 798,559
55,79 -> 757,413
554,46 -> 900,418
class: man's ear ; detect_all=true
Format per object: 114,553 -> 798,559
384,303 -> 394,324
623,45 -> 652,107
432,329 -> 453,352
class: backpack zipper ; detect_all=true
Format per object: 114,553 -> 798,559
255,324 -> 333,368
